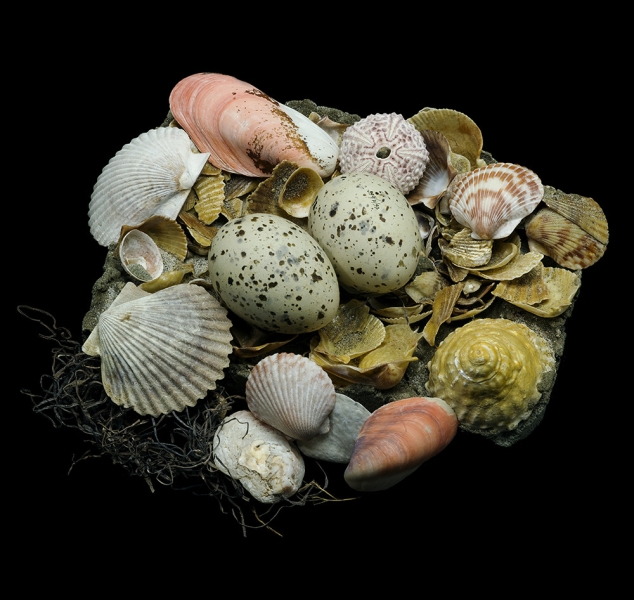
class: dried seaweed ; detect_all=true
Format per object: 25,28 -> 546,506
18,305 -> 340,536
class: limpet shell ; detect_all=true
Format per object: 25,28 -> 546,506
118,229 -> 163,282
426,318 -> 555,433
245,353 -> 336,441
81,282 -> 233,417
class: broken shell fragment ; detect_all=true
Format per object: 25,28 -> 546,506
344,397 -> 458,492
213,410 -> 305,504
245,353 -> 336,441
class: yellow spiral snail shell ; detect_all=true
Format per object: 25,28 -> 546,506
425,318 -> 555,433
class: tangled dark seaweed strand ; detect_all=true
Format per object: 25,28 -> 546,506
18,306 -> 340,536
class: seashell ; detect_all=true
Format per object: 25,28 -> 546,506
118,229 -> 163,282
445,162 -> 544,240
169,73 -> 339,178
89,127 -> 210,246
297,393 -> 371,464
407,130 -> 458,208
426,318 -> 555,433
441,227 -> 493,268
338,113 -> 429,194
119,215 -> 188,261
192,168 -> 226,224
212,410 -> 305,504
408,107 -> 484,170
81,282 -> 233,417
344,397 -> 458,492
278,166 -> 324,218
472,250 -> 544,281
245,353 -> 337,441
525,207 -> 607,269
421,281 -> 465,346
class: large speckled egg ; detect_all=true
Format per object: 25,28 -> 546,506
307,173 -> 423,293
208,213 -> 339,333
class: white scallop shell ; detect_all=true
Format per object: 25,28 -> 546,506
82,282 -> 233,416
446,162 -> 543,240
245,353 -> 336,441
89,127 -> 210,246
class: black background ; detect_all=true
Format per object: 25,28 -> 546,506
11,24 -> 623,575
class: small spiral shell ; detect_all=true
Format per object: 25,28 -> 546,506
426,318 -> 554,433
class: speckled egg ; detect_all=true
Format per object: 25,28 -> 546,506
208,213 -> 340,333
307,173 -> 423,293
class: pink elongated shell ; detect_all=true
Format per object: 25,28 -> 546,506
245,353 -> 336,441
344,396 -> 458,492
446,162 -> 543,240
169,73 -> 339,178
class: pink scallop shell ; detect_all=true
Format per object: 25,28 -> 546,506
245,353 -> 336,441
446,162 -> 543,240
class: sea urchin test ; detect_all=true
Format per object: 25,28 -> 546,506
308,172 -> 423,294
208,214 -> 340,334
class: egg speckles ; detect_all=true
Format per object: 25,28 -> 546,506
208,214 -> 340,333
307,173 -> 423,293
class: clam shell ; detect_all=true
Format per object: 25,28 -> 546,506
344,396 -> 458,492
245,353 -> 336,441
446,162 -> 544,240
426,318 -> 555,433
169,73 -> 339,178
81,282 -> 233,417
213,410 -> 305,504
89,127 -> 209,246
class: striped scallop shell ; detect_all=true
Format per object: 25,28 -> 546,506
245,353 -> 336,441
82,282 -> 233,417
446,163 -> 543,240
89,127 -> 210,246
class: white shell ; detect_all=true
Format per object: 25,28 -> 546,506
212,410 -> 305,504
446,162 -> 543,239
81,282 -> 233,416
118,229 -> 163,281
297,393 -> 371,463
89,127 -> 210,246
245,353 -> 336,441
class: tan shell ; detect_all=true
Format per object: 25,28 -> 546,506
81,282 -> 233,417
89,127 -> 209,246
525,207 -> 607,269
426,318 -> 555,433
446,162 -> 543,240
245,353 -> 336,441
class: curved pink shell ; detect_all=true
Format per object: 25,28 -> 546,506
169,73 -> 338,178
446,162 -> 543,239
245,353 -> 336,441
344,396 -> 458,492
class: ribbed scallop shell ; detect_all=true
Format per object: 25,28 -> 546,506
82,283 -> 233,417
344,397 -> 458,492
426,318 -> 555,433
89,127 -> 209,246
245,353 -> 336,441
446,163 -> 544,240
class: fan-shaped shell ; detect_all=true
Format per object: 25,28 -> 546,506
425,318 -> 555,433
81,282 -> 233,417
446,163 -> 544,240
344,396 -> 458,492
169,73 -> 339,178
245,353 -> 336,441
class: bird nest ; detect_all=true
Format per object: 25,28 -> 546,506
18,306 -> 339,536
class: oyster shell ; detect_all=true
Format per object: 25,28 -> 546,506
81,282 -> 233,416
426,318 -> 555,433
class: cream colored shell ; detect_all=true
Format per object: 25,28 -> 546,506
426,318 -> 555,433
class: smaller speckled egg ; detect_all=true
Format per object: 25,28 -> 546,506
208,214 -> 340,334
307,173 -> 423,294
